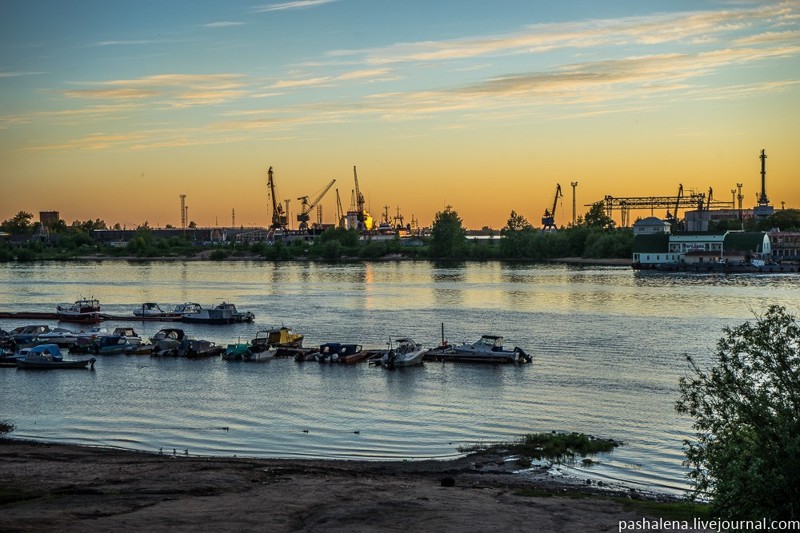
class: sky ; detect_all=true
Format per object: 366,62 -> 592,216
1,0 -> 798,230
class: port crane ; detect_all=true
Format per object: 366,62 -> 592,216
335,188 -> 345,228
297,179 -> 335,231
542,183 -> 563,231
349,166 -> 372,231
665,184 -> 684,224
266,167 -> 287,230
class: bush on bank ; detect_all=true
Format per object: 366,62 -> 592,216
676,305 -> 800,521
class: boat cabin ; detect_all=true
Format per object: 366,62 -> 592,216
475,335 -> 504,351
151,328 -> 186,341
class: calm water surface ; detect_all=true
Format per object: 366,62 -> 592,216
1,260 -> 798,494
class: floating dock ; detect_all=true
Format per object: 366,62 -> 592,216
0,312 -> 182,323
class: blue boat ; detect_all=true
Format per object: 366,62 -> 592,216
15,344 -> 95,370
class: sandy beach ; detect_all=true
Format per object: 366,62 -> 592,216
0,438 -> 705,533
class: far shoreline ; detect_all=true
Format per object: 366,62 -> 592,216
34,254 -> 634,267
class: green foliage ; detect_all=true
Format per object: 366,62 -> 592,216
1,211 -> 34,234
768,209 -> 800,230
209,249 -> 229,261
498,209 -> 630,260
504,210 -> 532,232
460,432 -> 620,463
583,230 -> 632,259
583,201 -> 615,229
320,227 -> 359,248
429,207 -> 467,258
320,239 -> 342,260
70,218 -> 107,232
358,240 -> 388,259
14,247 -> 36,261
0,245 -> 14,262
676,305 -> 800,521
0,419 -> 14,435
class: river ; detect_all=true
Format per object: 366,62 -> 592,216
1,260 -> 798,495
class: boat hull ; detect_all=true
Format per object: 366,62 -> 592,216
16,357 -> 95,370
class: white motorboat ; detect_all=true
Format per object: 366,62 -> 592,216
35,327 -> 79,347
245,346 -> 277,362
133,303 -> 180,319
425,335 -> 531,364
379,338 -> 426,368
181,302 -> 255,324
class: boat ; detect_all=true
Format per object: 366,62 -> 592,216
69,327 -> 110,353
225,338 -> 276,362
0,350 -> 22,367
176,339 -> 224,358
317,343 -> 373,364
133,303 -> 180,319
92,334 -> 138,355
15,344 -> 95,370
150,328 -> 188,355
245,345 -> 276,361
34,327 -> 79,347
10,325 -> 53,346
222,343 -> 251,361
378,338 -> 426,368
110,327 -> 142,346
424,335 -> 532,364
250,326 -> 304,355
181,302 -> 254,324
173,302 -> 202,316
56,298 -> 101,323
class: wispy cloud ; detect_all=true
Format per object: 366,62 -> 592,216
204,21 -> 246,28
0,70 -> 43,78
60,74 -> 248,108
254,0 -> 337,13
93,40 -> 163,47
63,88 -> 159,100
328,3 -> 798,65
270,67 -> 392,88
28,132 -> 147,152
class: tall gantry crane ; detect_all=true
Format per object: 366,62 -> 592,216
297,179 -> 336,231
542,183 -> 563,231
592,185 -> 733,227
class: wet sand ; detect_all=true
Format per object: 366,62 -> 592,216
0,438 -> 704,532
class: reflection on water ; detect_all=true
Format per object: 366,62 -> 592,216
1,260 -> 799,494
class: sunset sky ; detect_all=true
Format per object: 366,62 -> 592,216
1,0 -> 798,230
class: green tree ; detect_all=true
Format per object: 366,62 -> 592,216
583,202 -> 614,229
676,305 -> 800,521
768,209 -> 800,231
1,211 -> 34,234
429,206 -> 466,258
500,210 -> 534,258
503,210 -> 532,232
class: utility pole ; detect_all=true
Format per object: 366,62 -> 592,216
731,189 -> 736,209
180,194 -> 187,229
570,182 -> 578,226
231,208 -> 235,227
736,183 -> 743,219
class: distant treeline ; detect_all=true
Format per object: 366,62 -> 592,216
0,206 -> 632,262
